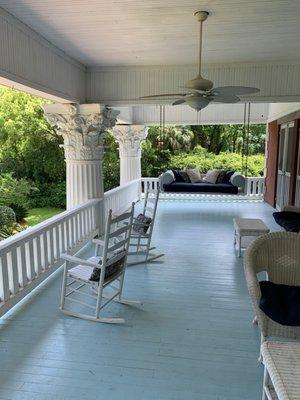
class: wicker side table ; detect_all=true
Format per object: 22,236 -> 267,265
261,341 -> 300,400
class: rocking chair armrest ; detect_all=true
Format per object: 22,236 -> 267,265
60,253 -> 101,268
92,238 -> 105,246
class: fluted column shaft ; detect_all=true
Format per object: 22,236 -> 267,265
112,125 -> 148,185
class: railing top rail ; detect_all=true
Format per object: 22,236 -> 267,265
104,178 -> 140,197
141,177 -> 159,181
0,198 -> 101,251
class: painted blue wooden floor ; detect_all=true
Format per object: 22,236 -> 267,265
0,199 -> 281,400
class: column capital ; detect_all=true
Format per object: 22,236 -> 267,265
43,103 -> 119,160
112,125 -> 148,157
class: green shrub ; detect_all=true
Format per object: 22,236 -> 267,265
0,206 -> 16,228
168,149 -> 265,177
9,203 -> 29,222
29,182 -> 66,209
0,173 -> 36,208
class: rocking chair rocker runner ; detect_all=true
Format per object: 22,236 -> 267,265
127,183 -> 164,266
60,203 -> 141,323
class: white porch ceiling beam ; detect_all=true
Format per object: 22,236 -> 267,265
0,7 -> 86,102
87,62 -> 300,105
132,103 -> 269,126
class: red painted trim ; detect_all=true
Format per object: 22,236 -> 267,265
264,121 -> 279,207
289,119 -> 300,205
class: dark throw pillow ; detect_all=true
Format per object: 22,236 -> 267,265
216,170 -> 226,184
172,170 -> 184,182
178,171 -> 191,183
133,213 -> 152,235
222,170 -> 235,184
90,254 -> 125,282
273,211 -> 300,233
259,281 -> 300,326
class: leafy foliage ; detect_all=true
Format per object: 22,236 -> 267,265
0,173 -> 35,208
0,88 -> 65,184
29,182 -> 66,208
169,146 -> 264,176
103,131 -> 120,192
142,125 -> 265,177
0,206 -> 16,229
9,203 -> 29,223
0,223 -> 25,240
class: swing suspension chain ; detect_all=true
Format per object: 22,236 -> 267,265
242,102 -> 251,177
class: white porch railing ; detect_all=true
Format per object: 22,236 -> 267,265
141,176 -> 265,198
104,178 -> 140,217
0,180 -> 141,317
245,177 -> 265,197
141,177 -> 160,193
0,199 -> 101,317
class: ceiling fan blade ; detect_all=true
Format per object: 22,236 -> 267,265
172,99 -> 186,106
185,96 -> 210,111
140,93 -> 187,99
210,94 -> 240,103
210,86 -> 260,96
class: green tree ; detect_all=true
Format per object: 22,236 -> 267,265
103,131 -> 120,191
0,88 -> 65,184
147,125 -> 194,153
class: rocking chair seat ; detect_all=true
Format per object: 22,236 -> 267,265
131,230 -> 150,238
69,256 -> 101,282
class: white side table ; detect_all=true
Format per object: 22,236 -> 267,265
261,341 -> 300,400
233,218 -> 270,257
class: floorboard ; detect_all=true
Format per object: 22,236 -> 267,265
0,199 -> 281,399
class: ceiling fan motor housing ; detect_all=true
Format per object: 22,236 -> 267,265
185,74 -> 214,91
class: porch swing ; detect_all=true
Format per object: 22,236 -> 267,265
159,104 -> 251,195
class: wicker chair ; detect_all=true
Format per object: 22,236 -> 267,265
244,232 -> 300,350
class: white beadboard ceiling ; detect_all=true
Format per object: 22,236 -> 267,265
0,0 -> 299,67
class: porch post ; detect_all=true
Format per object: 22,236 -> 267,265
112,125 -> 148,185
42,103 -> 119,209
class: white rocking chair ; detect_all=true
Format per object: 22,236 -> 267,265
60,203 -> 140,324
127,184 -> 164,266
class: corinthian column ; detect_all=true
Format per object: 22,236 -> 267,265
112,125 -> 148,185
43,103 -> 119,209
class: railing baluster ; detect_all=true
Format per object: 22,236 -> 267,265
19,245 -> 27,286
28,239 -> 35,278
0,253 -> 10,302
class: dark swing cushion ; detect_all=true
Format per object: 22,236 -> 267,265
273,211 -> 300,233
133,213 -> 152,234
90,254 -> 125,282
259,281 -> 300,326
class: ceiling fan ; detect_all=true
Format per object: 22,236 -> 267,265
140,11 -> 259,111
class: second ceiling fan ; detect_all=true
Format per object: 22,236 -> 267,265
141,11 -> 259,111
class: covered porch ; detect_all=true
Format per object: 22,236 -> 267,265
0,198 -> 280,400
0,1 -> 300,399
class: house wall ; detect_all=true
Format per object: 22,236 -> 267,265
0,7 -> 86,102
264,121 -> 279,207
